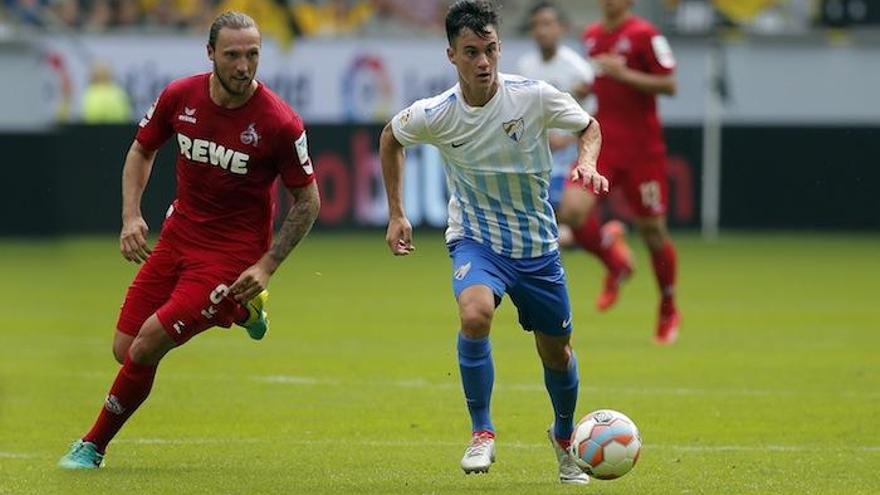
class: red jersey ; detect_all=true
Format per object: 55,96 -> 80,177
136,73 -> 315,262
583,16 -> 675,161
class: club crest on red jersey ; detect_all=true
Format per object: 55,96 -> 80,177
240,123 -> 260,146
502,118 -> 525,142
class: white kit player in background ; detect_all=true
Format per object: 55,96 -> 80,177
517,1 -> 595,247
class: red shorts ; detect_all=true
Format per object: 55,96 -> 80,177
569,153 -> 668,217
116,228 -> 250,345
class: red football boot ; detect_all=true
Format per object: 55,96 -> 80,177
595,221 -> 634,312
654,308 -> 681,345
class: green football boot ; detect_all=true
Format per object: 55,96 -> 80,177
239,290 -> 270,340
58,440 -> 103,469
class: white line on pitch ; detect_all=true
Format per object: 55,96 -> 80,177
259,375 -> 342,386
73,372 -> 880,400
116,438 -> 261,445
255,375 -> 880,399
0,452 -> 35,459
117,438 -> 880,453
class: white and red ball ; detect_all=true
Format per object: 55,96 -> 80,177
569,409 -> 642,480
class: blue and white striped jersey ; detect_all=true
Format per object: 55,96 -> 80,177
391,73 -> 592,259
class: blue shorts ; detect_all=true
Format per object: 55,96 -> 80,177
447,238 -> 573,336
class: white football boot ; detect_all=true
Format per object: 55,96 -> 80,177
460,432 -> 495,474
548,427 -> 590,485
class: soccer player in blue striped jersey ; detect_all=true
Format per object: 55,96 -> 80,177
379,0 -> 607,484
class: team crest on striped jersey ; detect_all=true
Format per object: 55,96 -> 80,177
502,118 -> 525,142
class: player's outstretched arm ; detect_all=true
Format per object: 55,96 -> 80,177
230,181 -> 320,303
379,123 -> 414,256
570,119 -> 609,194
120,140 -> 158,264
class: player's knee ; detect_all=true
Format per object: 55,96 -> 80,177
128,329 -> 172,365
128,337 -> 156,365
459,302 -> 494,337
540,341 -> 572,371
557,202 -> 585,228
112,333 -> 134,364
558,188 -> 594,228
638,224 -> 668,251
112,344 -> 127,365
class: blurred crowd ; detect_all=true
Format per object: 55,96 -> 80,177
666,0 -> 817,35
0,0 -> 451,37
0,0 -> 874,39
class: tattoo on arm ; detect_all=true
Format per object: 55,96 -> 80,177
268,182 -> 320,265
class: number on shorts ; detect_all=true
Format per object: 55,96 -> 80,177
639,181 -> 662,211
209,284 -> 230,304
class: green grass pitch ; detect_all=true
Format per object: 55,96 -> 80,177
1,232 -> 878,494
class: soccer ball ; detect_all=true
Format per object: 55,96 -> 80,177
569,409 -> 642,480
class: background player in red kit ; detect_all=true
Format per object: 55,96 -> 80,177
556,0 -> 681,345
58,12 -> 321,469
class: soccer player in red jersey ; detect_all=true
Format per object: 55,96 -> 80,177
556,0 -> 681,344
58,12 -> 320,469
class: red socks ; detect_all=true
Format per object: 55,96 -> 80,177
572,214 -> 602,254
83,353 -> 158,452
577,215 -> 677,314
650,240 -> 678,315
573,215 -> 623,272
233,303 -> 249,324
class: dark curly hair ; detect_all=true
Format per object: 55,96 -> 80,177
445,1 -> 500,46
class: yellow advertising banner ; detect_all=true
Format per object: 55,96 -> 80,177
712,0 -> 779,22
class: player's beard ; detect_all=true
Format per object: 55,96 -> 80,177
213,63 -> 252,97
